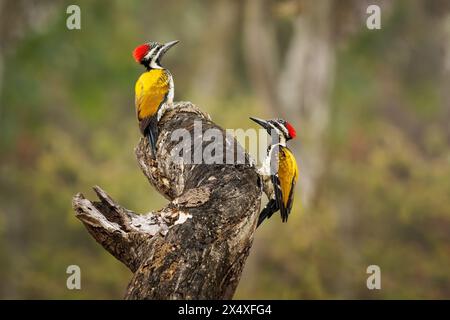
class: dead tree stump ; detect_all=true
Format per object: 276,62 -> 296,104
72,102 -> 261,299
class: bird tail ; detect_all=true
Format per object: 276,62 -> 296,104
257,199 -> 279,228
145,124 -> 159,157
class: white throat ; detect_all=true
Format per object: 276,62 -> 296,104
156,71 -> 174,121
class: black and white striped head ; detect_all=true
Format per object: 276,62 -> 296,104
133,40 -> 179,70
250,117 -> 297,142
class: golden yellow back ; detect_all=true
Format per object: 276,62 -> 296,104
135,69 -> 170,125
278,147 -> 298,207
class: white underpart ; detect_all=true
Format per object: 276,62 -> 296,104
157,71 -> 174,121
259,125 -> 286,201
259,146 -> 277,200
167,70 -> 174,103
260,143 -> 282,176
259,147 -> 273,176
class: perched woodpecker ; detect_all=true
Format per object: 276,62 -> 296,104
250,117 -> 299,227
133,40 -> 179,156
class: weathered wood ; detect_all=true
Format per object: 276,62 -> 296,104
72,102 -> 261,299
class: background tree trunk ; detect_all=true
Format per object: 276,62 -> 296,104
242,0 -> 335,205
241,0 -> 395,206
72,102 -> 261,299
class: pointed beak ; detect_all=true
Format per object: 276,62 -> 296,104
250,117 -> 270,131
159,40 -> 179,57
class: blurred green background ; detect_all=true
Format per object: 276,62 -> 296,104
1,0 -> 449,299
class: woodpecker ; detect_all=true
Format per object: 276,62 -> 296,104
133,40 -> 179,156
250,117 -> 299,227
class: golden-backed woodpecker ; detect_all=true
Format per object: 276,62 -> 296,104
250,117 -> 299,227
133,40 -> 179,156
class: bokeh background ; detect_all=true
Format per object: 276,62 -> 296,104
1,0 -> 449,299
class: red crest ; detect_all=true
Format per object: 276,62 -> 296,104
286,122 -> 297,139
133,43 -> 151,63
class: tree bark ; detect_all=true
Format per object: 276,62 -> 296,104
72,102 -> 261,299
